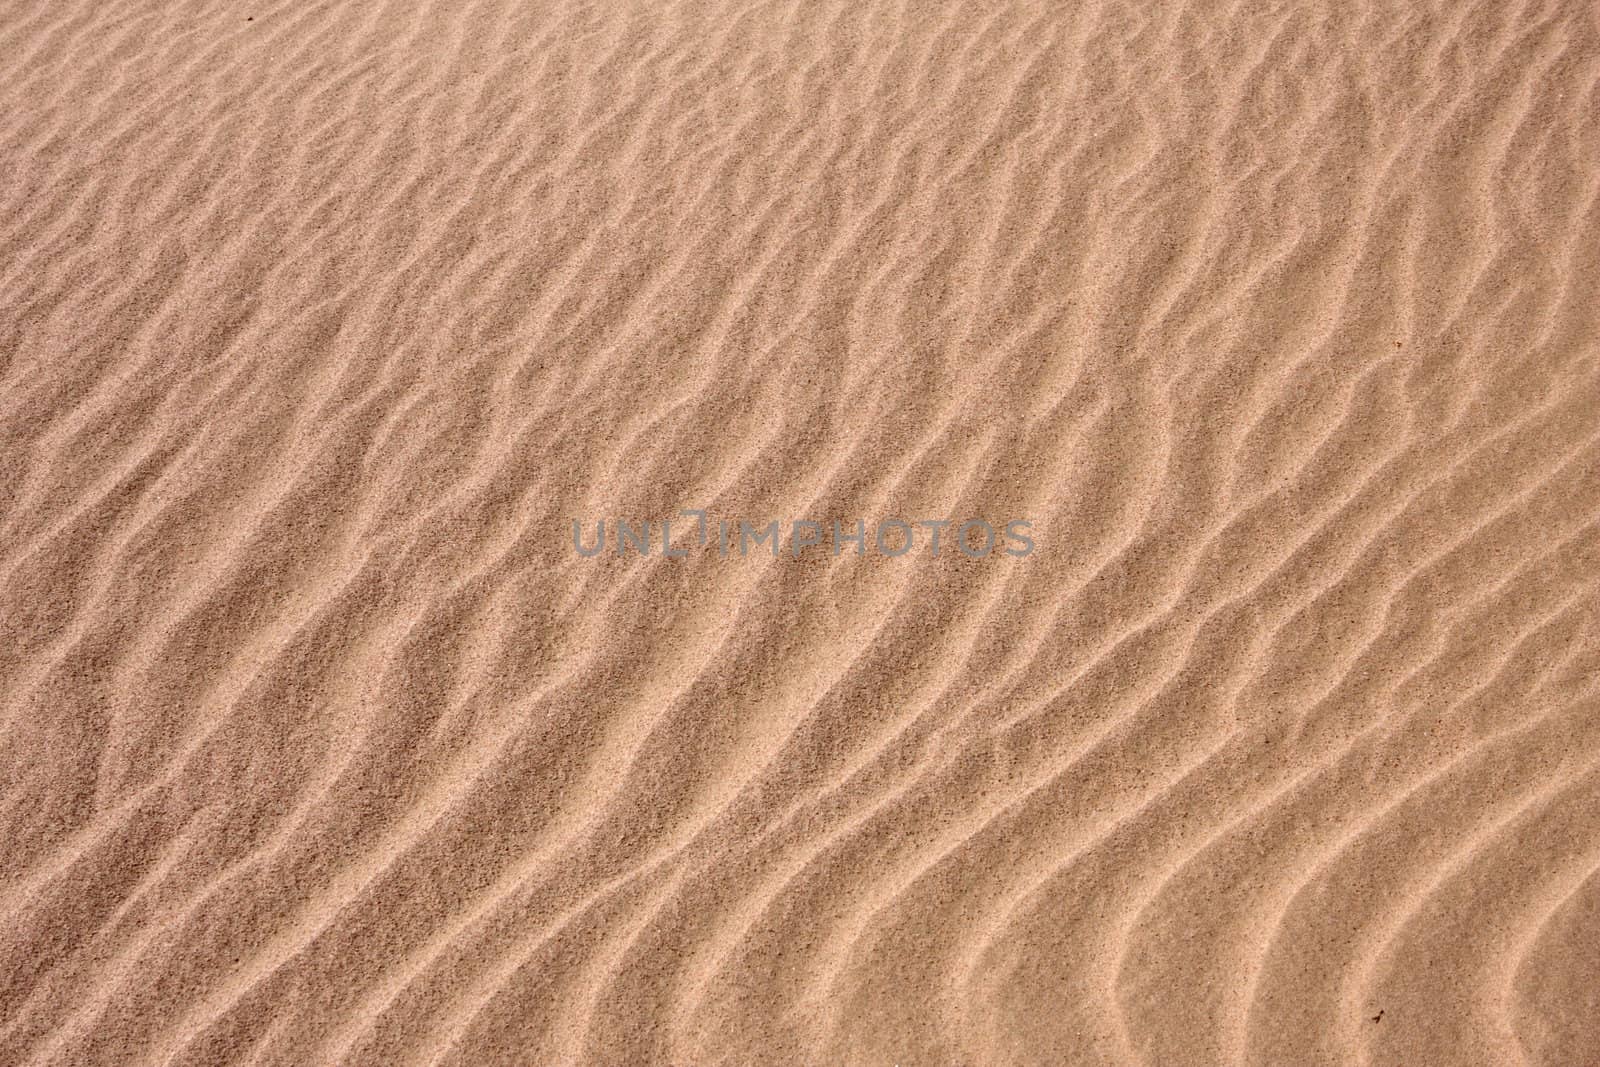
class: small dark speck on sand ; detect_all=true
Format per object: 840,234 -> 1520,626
1372,1010 -> 1385,1023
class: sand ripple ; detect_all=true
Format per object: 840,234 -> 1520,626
2,0 -> 1598,1063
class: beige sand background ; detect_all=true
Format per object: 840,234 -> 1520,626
2,0 -> 1599,1064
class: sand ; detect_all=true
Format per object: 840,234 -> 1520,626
2,0 -> 1598,1063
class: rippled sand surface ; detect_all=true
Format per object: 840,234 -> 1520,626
3,0 -> 1599,1064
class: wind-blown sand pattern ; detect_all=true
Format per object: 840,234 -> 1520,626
2,0 -> 1598,1063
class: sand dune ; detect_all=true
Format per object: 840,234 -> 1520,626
2,0 -> 1598,1063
